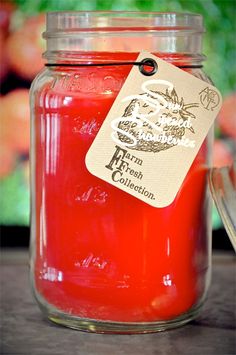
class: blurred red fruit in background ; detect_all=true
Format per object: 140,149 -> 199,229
0,1 -> 15,82
0,1 -> 15,36
217,93 -> 236,140
213,139 -> 234,168
0,28 -> 9,82
0,89 -> 30,153
6,14 -> 45,80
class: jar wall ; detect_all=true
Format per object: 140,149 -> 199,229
30,12 -> 212,333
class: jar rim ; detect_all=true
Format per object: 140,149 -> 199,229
44,11 -> 204,60
45,11 -> 204,34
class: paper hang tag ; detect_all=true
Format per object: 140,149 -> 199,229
85,52 -> 222,208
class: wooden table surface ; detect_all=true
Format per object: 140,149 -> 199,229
0,249 -> 235,355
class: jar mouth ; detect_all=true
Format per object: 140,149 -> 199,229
44,11 -> 204,35
43,11 -> 204,60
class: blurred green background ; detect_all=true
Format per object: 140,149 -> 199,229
0,0 -> 235,231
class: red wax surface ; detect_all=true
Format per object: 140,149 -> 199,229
33,52 -> 210,322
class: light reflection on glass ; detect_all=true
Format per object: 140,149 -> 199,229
41,267 -> 63,282
45,113 -> 60,175
163,274 -> 172,286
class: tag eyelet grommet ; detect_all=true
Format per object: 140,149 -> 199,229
139,58 -> 158,76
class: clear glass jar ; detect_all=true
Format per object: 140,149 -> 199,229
30,11 -> 213,333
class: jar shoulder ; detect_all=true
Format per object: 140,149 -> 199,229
30,68 -> 54,95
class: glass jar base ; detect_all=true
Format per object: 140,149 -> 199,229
32,273 -> 208,334
42,303 -> 203,334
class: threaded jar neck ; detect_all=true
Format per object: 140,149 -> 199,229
43,11 -> 205,65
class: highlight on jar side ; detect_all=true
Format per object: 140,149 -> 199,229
30,11 -> 218,334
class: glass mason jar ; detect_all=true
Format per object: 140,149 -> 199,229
30,12 -> 213,333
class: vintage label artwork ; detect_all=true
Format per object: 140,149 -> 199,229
86,52 -> 222,207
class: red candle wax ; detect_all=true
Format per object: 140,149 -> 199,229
32,52 -> 210,322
